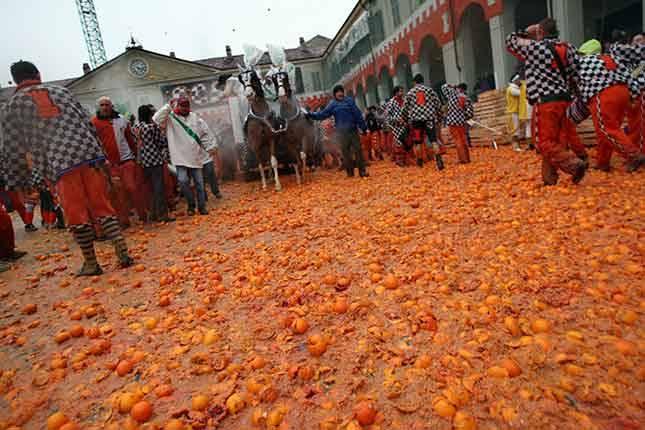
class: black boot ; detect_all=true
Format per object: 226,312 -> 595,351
416,158 -> 424,167
54,207 -> 66,229
626,155 -> 645,172
435,154 -> 445,171
572,160 -> 588,184
346,168 -> 355,177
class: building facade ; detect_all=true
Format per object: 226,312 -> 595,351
321,0 -> 644,111
1,0 -> 643,115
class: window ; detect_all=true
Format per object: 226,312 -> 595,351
368,10 -> 385,44
294,67 -> 305,94
312,72 -> 322,92
391,0 -> 401,27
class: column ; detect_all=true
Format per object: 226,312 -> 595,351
552,0 -> 584,47
411,63 -> 422,79
489,15 -> 513,90
365,89 -> 376,107
457,21 -> 477,90
378,81 -> 389,100
442,42 -> 462,85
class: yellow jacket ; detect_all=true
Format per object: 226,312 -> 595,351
506,84 -> 520,114
518,81 -> 529,120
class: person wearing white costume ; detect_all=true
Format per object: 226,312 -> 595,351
153,96 -> 217,215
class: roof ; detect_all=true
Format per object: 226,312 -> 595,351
196,35 -> 331,70
0,77 -> 78,103
67,47 -> 220,89
1,35 -> 332,102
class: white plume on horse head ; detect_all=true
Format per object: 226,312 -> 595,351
242,44 -> 265,69
266,44 -> 296,89
224,76 -> 245,97
267,44 -> 287,68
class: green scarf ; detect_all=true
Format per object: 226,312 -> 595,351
169,112 -> 203,148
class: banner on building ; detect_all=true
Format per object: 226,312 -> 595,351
333,11 -> 369,62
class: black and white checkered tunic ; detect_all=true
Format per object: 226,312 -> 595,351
442,84 -> 474,126
574,54 -> 630,104
137,122 -> 168,168
609,42 -> 645,96
384,98 -> 407,145
401,84 -> 442,125
29,168 -> 46,190
506,33 -> 577,105
0,84 -> 105,190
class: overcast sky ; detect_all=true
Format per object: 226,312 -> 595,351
0,0 -> 355,86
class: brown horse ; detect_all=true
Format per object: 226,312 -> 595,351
270,70 -> 315,185
238,68 -> 282,191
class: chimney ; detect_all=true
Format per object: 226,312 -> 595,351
226,45 -> 232,57
82,63 -> 91,74
299,37 -> 306,46
169,51 -> 176,58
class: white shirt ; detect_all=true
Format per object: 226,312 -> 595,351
112,115 -> 134,162
153,104 -> 216,169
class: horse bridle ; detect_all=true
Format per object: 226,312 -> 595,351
238,68 -> 286,134
271,71 -> 301,125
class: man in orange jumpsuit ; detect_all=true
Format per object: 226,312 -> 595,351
506,18 -> 588,185
610,31 -> 645,160
1,61 -> 133,276
92,97 -> 148,226
573,41 -> 645,171
442,83 -> 474,163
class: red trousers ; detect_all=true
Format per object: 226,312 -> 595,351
4,191 -> 28,225
360,133 -> 372,161
369,131 -> 382,158
109,160 -> 148,224
0,204 -> 15,259
384,131 -> 393,156
56,165 -> 116,227
391,143 -> 410,166
590,85 -> 640,168
163,164 -> 177,211
449,126 -> 470,163
534,101 -> 584,177
562,116 -> 587,159
626,91 -> 644,154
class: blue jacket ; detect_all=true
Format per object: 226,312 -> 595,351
309,97 -> 367,133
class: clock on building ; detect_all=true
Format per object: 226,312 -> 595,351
128,58 -> 149,78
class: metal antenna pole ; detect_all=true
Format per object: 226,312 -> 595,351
75,0 -> 108,69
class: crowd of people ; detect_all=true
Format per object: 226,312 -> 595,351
0,17 -> 643,276
505,19 -> 645,184
310,19 -> 645,187
0,61 -> 223,274
310,75 -> 474,176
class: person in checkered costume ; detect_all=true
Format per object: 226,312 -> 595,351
401,74 -> 445,170
136,104 -> 174,223
384,86 -> 410,167
442,83 -> 474,163
571,39 -> 645,172
506,18 -> 588,186
609,31 -> 645,157
0,61 -> 133,276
